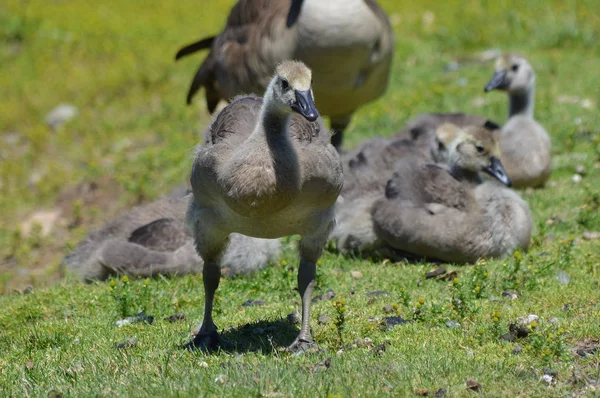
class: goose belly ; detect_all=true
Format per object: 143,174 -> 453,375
295,0 -> 392,118
218,199 -> 334,239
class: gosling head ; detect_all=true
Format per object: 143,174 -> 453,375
269,60 -> 318,121
431,123 -> 461,163
484,54 -> 534,94
448,126 -> 512,186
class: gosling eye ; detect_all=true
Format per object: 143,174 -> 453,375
281,79 -> 290,91
511,64 -> 519,72
475,144 -> 485,154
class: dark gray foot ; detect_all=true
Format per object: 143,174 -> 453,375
184,330 -> 233,352
286,337 -> 320,354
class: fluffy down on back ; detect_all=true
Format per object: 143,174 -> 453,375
63,192 -> 281,281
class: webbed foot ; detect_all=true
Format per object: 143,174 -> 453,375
184,329 -> 233,352
285,337 -> 321,354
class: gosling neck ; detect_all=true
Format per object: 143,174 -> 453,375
508,82 -> 535,119
449,165 -> 482,186
257,83 -> 292,139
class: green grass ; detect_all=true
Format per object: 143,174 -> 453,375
1,0 -> 599,396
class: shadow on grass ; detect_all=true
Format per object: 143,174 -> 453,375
185,318 -> 300,355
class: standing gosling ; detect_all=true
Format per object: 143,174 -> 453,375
186,61 -> 343,352
484,54 -> 551,188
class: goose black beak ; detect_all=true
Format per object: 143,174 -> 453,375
484,156 -> 512,186
292,89 -> 319,122
484,71 -> 507,92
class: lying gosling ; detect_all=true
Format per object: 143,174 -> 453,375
332,123 -> 463,253
175,0 -> 394,149
186,61 -> 342,352
63,191 -> 281,281
371,126 -> 532,263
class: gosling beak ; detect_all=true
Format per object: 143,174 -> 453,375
484,156 -> 512,186
484,71 -> 507,92
292,89 -> 319,122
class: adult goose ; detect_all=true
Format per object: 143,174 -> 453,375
175,0 -> 394,149
186,61 -> 343,352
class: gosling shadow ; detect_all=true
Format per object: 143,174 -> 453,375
185,318 -> 300,355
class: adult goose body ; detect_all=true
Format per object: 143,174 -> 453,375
176,0 -> 393,148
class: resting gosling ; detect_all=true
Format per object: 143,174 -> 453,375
175,0 -> 393,149
186,61 -> 343,352
371,126 -> 532,263
332,123 -> 462,253
484,54 -> 551,188
63,192 -> 281,281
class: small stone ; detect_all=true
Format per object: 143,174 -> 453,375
22,286 -> 34,295
116,312 -> 154,327
543,368 -> 558,377
350,270 -> 363,279
336,349 -> 344,356
512,345 -> 523,355
324,289 -> 336,300
562,303 -> 572,311
572,174 -> 582,183
25,361 -> 34,370
317,314 -> 331,325
164,312 -> 185,322
446,320 -> 460,329
440,270 -> 459,281
383,304 -> 394,314
465,379 -> 481,392
435,387 -> 447,397
199,361 -> 209,368
45,104 -> 78,128
375,343 -> 386,356
509,324 -> 530,339
241,299 -> 264,307
48,390 -> 63,398
576,165 -> 587,175
573,339 -> 599,357
414,388 -> 430,396
541,374 -> 554,385
549,317 -> 559,324
583,231 -> 600,240
502,291 -> 519,300
425,266 -> 447,279
381,316 -> 410,330
214,374 -> 228,384
502,332 -> 516,342
557,271 -> 570,285
516,314 -> 539,327
115,338 -> 138,349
